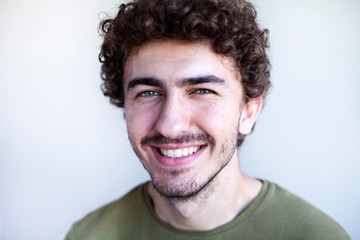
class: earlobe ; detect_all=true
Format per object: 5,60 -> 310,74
238,97 -> 263,135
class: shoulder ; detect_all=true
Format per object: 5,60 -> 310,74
253,180 -> 351,239
65,182 -> 149,240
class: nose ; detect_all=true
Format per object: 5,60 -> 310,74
155,94 -> 191,139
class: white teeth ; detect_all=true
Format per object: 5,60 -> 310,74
182,148 -> 189,156
159,146 -> 201,158
161,149 -> 166,156
167,149 -> 174,158
174,149 -> 182,158
189,147 -> 194,154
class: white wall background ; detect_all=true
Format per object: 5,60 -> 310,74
0,0 -> 359,239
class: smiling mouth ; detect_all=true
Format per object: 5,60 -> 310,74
157,146 -> 204,158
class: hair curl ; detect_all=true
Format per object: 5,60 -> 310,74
99,0 -> 271,146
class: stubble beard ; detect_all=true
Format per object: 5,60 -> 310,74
131,131 -> 238,202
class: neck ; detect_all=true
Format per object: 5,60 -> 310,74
147,154 -> 262,231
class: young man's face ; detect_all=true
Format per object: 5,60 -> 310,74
123,40 -> 260,199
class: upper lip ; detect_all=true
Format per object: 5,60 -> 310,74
151,143 -> 205,149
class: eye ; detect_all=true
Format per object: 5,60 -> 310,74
193,89 -> 215,94
137,90 -> 160,97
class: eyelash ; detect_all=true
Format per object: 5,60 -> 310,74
136,90 -> 161,98
192,89 -> 216,94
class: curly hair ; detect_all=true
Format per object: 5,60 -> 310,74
99,0 -> 270,146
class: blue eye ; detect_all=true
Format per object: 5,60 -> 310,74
139,90 -> 160,97
194,89 -> 214,94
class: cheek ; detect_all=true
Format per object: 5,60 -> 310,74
126,108 -> 159,141
192,103 -> 239,135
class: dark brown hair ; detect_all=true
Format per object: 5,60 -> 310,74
99,0 -> 271,146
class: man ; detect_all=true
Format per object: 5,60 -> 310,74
66,0 -> 350,239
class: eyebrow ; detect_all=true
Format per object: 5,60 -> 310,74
126,74 -> 225,92
127,77 -> 165,92
177,75 -> 225,87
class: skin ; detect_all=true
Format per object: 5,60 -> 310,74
123,39 -> 263,231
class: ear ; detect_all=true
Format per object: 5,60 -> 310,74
239,97 -> 263,135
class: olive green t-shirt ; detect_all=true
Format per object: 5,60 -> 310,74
65,180 -> 350,239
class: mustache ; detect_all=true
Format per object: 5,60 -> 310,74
141,133 -> 215,147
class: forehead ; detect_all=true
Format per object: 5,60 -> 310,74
123,40 -> 240,85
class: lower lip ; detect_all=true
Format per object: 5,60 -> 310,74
151,146 -> 206,168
